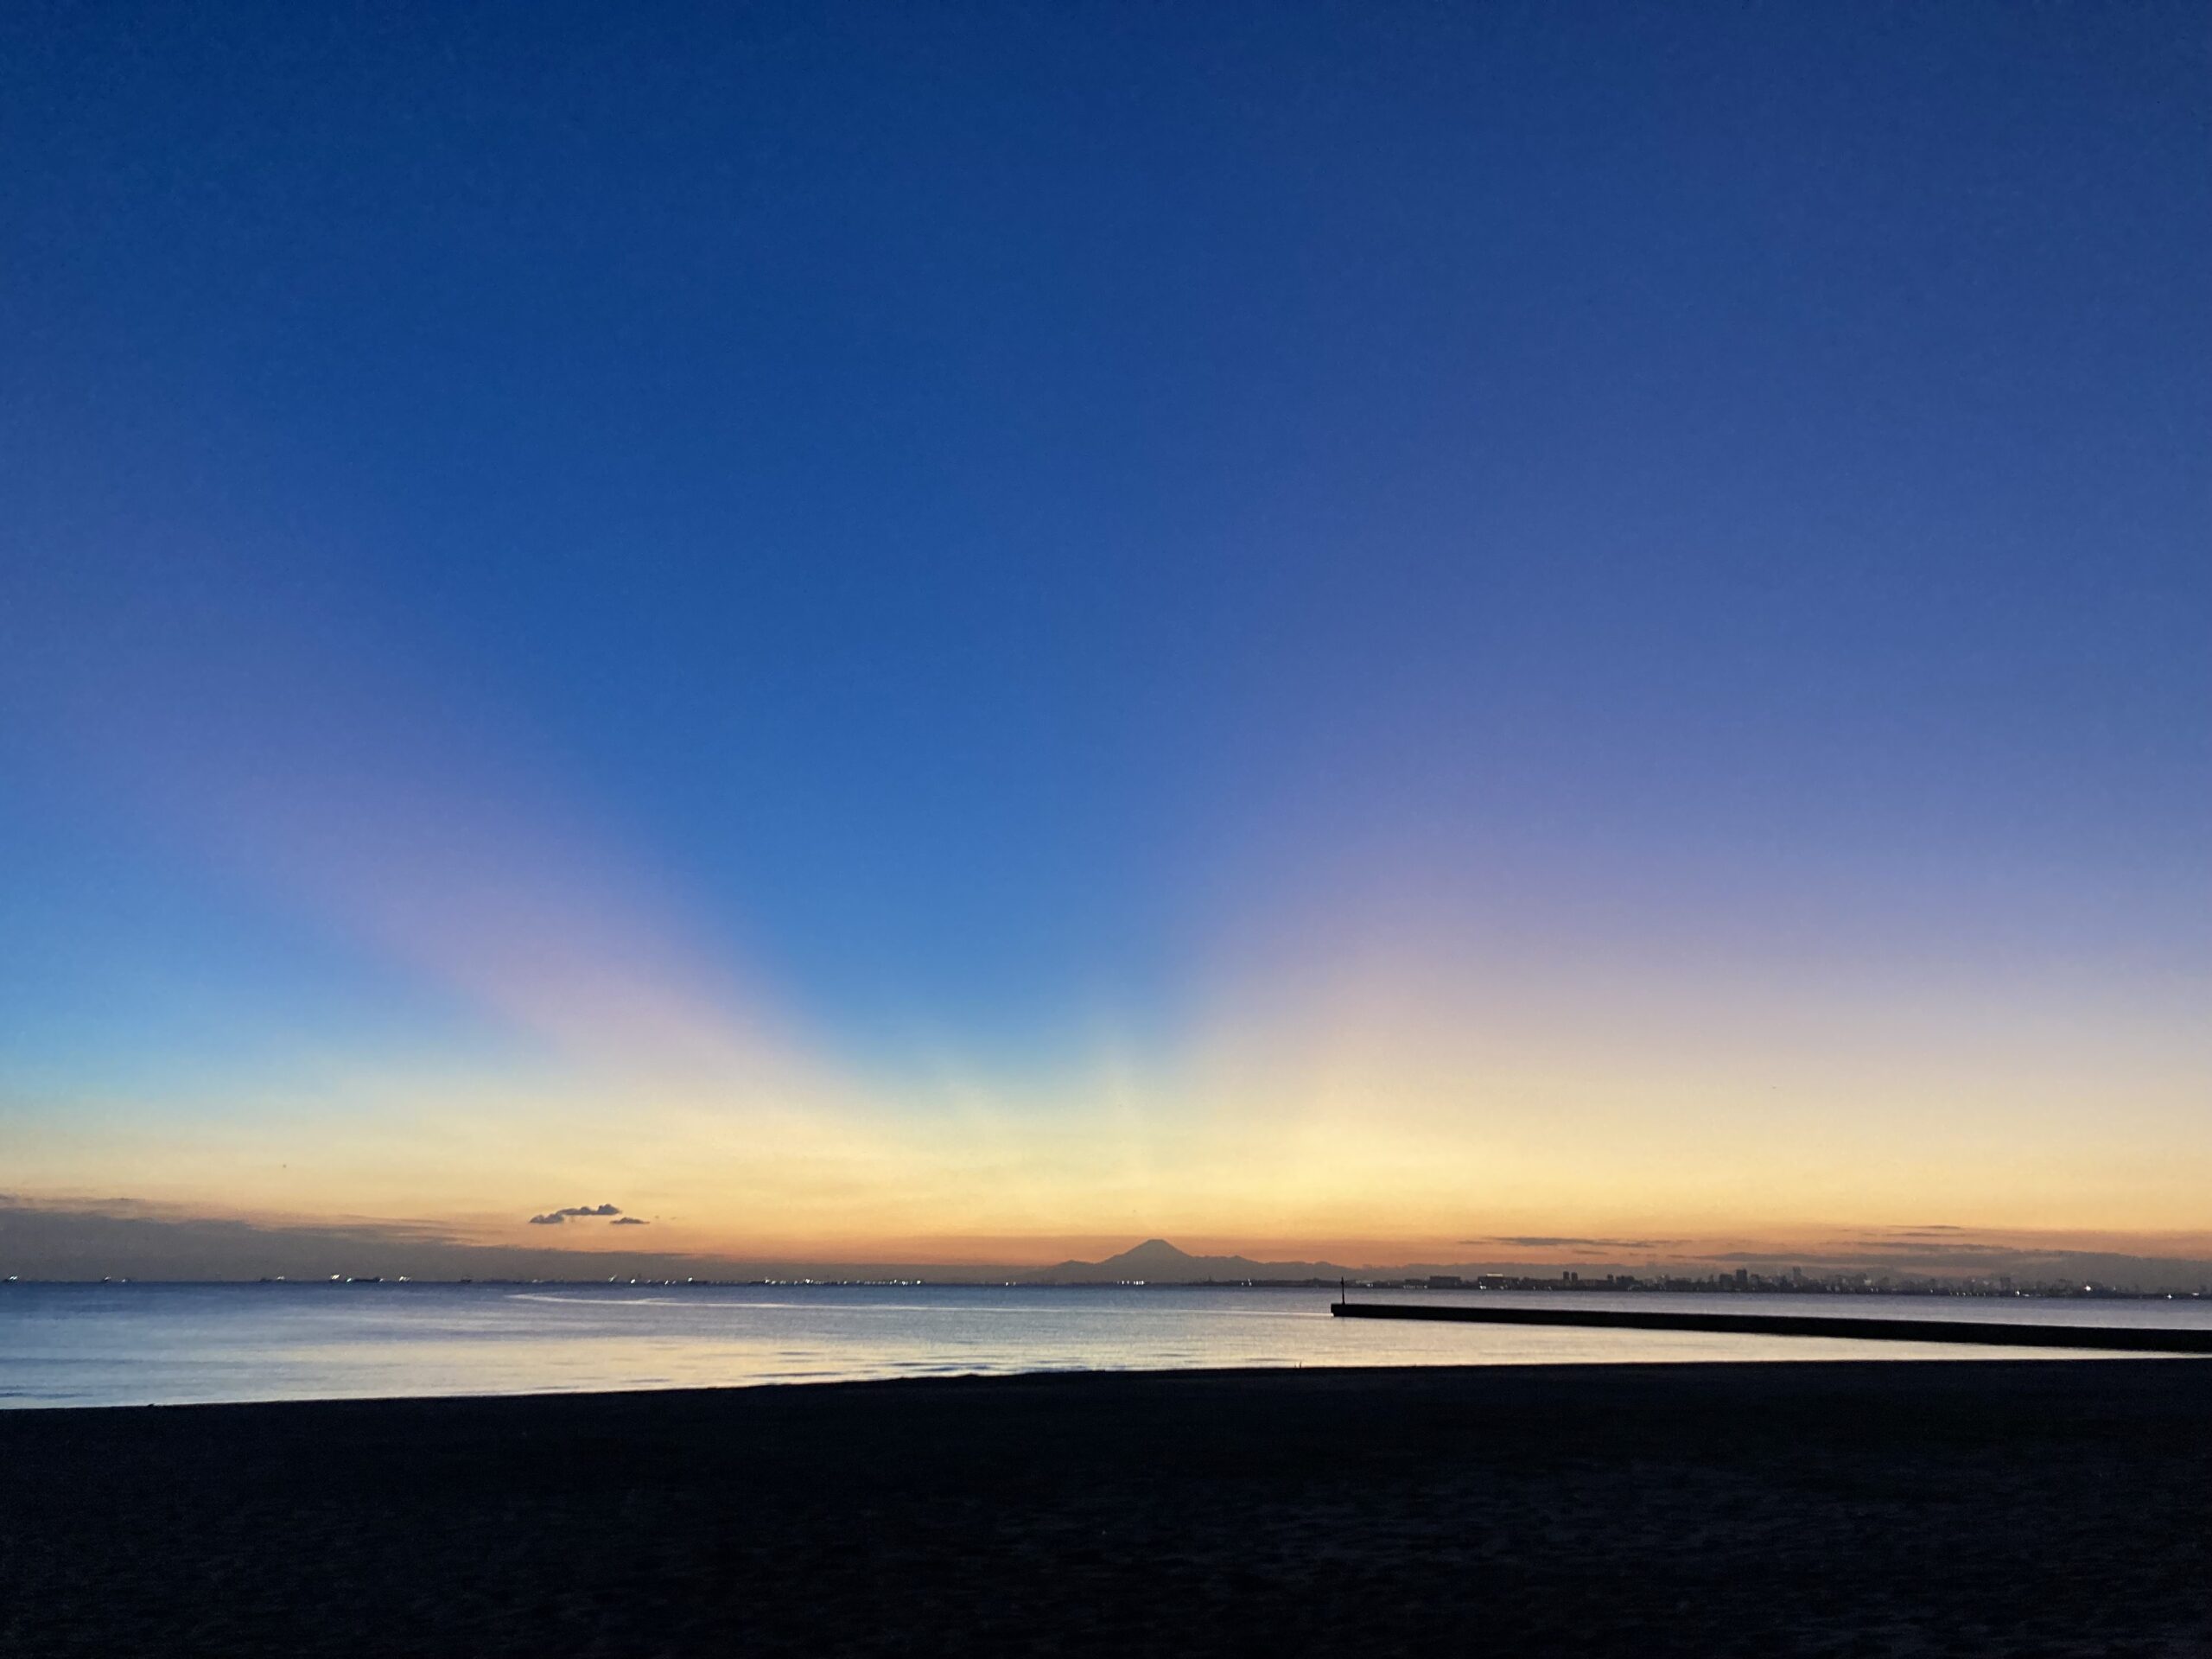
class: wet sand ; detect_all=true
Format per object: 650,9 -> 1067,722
3,1359 -> 2206,1656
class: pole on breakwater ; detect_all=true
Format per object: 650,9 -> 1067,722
1328,1300 -> 2212,1355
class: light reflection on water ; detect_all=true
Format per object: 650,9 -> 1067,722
3,1283 -> 2206,1408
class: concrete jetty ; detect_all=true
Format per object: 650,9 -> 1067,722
1330,1299 -> 2212,1353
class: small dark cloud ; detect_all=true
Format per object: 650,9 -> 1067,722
527,1213 -> 567,1225
529,1203 -> 622,1224
610,1216 -> 647,1226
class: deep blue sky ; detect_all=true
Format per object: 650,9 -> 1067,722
2,3 -> 2206,1212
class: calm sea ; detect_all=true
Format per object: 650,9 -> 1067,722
3,1282 -> 2206,1409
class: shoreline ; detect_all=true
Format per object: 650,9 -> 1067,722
3,1348 -> 2202,1417
5,1358 -> 2205,1654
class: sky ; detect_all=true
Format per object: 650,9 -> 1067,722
3,3 -> 2208,1274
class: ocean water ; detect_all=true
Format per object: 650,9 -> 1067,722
3,1282 -> 2206,1409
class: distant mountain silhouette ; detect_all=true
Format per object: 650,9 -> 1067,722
1033,1238 -> 1351,1283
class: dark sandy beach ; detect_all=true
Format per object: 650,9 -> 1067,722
3,1359 -> 2206,1656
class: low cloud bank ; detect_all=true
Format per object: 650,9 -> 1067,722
0,1198 -> 699,1282
3,1198 -> 2208,1289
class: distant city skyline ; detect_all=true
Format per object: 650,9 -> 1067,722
5,1200 -> 2209,1295
3,5 -> 2206,1267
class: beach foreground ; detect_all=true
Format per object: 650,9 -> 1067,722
4,1360 -> 2206,1656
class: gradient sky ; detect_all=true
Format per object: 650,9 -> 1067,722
3,3 -> 2207,1267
